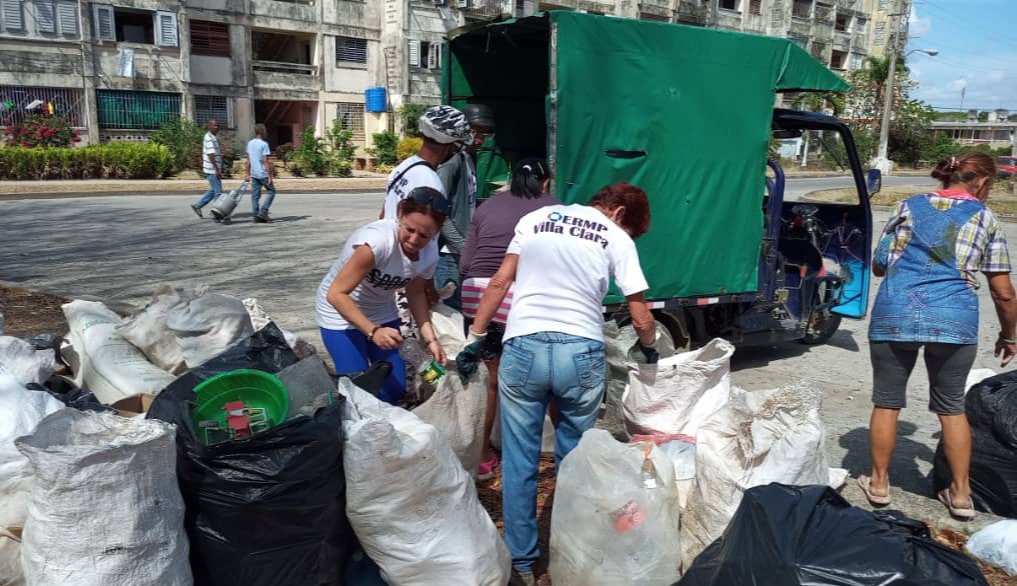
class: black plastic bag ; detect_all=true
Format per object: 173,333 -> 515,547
25,380 -> 111,413
932,371 -> 1017,517
147,324 -> 351,586
678,483 -> 988,586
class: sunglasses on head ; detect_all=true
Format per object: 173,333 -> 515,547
406,186 -> 451,216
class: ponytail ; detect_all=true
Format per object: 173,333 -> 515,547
510,157 -> 550,199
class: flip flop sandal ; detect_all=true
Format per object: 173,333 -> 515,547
857,475 -> 891,506
938,489 -> 976,520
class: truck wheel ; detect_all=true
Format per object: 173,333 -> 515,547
800,309 -> 841,345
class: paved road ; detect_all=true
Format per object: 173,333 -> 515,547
2,189 -> 1012,503
784,174 -> 938,201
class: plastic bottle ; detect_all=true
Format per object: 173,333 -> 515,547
399,339 -> 446,384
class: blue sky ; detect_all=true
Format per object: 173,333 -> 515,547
905,0 -> 1017,111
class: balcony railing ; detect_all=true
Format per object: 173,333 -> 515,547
252,60 -> 318,75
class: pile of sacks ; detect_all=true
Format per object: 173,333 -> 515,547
549,333 -> 850,585
1,286 -> 512,586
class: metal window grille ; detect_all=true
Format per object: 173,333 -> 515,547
337,102 -> 364,140
96,90 -> 180,130
336,36 -> 367,64
194,95 -> 233,128
0,85 -> 84,127
190,20 -> 229,57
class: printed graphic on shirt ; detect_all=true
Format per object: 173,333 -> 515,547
533,211 -> 611,249
365,269 -> 412,291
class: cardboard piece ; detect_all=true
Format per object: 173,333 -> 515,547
112,394 -> 155,417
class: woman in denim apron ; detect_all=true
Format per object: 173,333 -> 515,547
859,152 -> 1017,519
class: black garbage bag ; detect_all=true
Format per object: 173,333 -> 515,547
932,371 -> 1017,517
25,380 -> 111,413
678,483 -> 988,586
147,324 -> 351,586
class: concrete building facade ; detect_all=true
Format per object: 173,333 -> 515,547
1,0 -> 887,151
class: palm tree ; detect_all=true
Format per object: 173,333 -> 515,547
791,91 -> 846,116
855,56 -> 909,104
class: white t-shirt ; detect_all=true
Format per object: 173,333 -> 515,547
202,132 -> 221,175
383,156 -> 445,220
316,219 -> 439,330
503,204 -> 648,343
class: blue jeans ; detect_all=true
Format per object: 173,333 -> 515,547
499,332 -> 606,572
250,177 -> 276,216
193,173 -> 222,208
320,322 -> 406,404
434,253 -> 462,310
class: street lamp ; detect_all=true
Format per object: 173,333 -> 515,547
872,25 -> 938,174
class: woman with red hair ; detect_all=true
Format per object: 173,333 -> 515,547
468,181 -> 657,585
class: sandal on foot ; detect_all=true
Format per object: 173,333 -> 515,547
857,475 -> 891,506
938,489 -> 976,520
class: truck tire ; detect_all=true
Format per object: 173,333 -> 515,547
800,310 -> 841,345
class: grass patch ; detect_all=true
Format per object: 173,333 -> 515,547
809,181 -> 1017,216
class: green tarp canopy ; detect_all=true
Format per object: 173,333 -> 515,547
446,11 -> 848,302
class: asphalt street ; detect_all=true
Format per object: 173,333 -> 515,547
1,185 -> 1010,502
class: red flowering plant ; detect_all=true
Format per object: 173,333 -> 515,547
2,114 -> 81,148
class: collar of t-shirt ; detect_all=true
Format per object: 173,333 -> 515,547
933,189 -> 979,201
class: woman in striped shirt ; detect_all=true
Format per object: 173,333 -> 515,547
459,158 -> 560,479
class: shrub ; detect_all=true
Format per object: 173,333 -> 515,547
397,103 -> 430,138
150,118 -> 204,173
2,114 -> 80,148
323,117 -> 356,178
369,131 -> 399,166
397,136 -> 423,162
288,126 -> 327,177
0,143 -> 174,180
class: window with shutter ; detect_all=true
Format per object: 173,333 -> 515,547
155,11 -> 177,47
335,36 -> 367,64
92,4 -> 113,41
190,20 -> 229,57
749,0 -> 760,14
56,0 -> 76,35
407,39 -> 420,67
3,0 -> 25,31
426,43 -> 437,69
36,0 -> 55,33
434,42 -> 442,69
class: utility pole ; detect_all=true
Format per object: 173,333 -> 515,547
873,0 -> 906,175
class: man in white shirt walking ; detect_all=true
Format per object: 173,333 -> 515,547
246,123 -> 276,223
190,119 -> 222,218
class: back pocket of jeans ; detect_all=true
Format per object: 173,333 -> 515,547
501,342 -> 535,390
573,350 -> 606,390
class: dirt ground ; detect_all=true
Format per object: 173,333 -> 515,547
3,283 -> 1014,584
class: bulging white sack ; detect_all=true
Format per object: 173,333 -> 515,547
0,337 -> 56,386
413,364 -> 488,477
339,379 -> 510,586
115,284 -> 197,374
604,321 -> 678,434
0,375 -> 64,586
62,300 -> 175,404
16,410 -> 191,586
166,292 -> 254,368
681,382 -> 833,569
550,429 -> 682,586
622,338 -> 735,439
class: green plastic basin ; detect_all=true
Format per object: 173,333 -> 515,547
191,369 -> 289,441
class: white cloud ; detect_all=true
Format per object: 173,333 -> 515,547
946,79 -> 968,92
988,70 -> 1006,82
913,53 -> 1017,110
909,6 -> 932,37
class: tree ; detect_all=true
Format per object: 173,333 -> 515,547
791,92 -> 845,116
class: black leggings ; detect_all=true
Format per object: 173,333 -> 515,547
870,341 -> 977,415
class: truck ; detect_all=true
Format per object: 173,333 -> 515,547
445,11 -> 881,350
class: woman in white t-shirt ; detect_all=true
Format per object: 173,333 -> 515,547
466,181 -> 659,581
316,187 -> 450,404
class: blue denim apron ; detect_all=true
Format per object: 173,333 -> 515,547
868,195 -> 982,344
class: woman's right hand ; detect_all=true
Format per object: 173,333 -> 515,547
371,327 -> 404,350
995,336 -> 1017,367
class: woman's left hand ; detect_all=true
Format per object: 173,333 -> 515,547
995,337 -> 1017,367
426,339 -> 447,364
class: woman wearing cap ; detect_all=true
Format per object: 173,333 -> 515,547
860,152 -> 1017,520
317,187 -> 451,404
459,157 -> 561,480
468,181 -> 659,583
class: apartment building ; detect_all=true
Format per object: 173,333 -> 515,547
1,0 -> 887,149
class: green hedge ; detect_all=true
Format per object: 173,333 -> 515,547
0,143 -> 175,180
